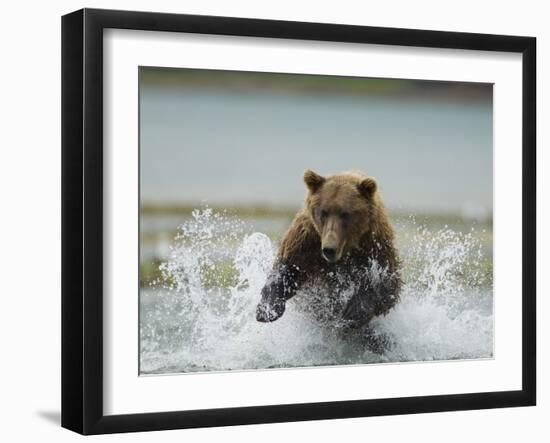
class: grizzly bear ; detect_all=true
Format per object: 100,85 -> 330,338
256,170 -> 401,335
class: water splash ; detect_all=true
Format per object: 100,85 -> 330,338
140,209 -> 493,374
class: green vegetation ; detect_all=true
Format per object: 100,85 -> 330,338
139,204 -> 492,289
140,202 -> 298,218
199,260 -> 240,290
140,67 -> 411,96
140,202 -> 492,226
140,258 -> 173,288
140,259 -> 240,290
139,66 -> 492,103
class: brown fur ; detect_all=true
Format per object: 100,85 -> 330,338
256,170 -> 401,333
283,170 -> 398,269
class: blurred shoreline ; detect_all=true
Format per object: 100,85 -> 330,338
140,202 -> 493,225
141,67 -> 493,105
139,203 -> 493,289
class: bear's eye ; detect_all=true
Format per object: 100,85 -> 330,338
341,212 -> 350,221
320,209 -> 328,220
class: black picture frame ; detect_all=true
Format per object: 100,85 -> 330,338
61,8 -> 536,435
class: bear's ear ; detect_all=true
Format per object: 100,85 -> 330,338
357,177 -> 377,199
303,170 -> 325,193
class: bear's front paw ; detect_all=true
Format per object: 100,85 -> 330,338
256,299 -> 286,322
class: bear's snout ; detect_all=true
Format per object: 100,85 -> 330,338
321,238 -> 344,262
321,216 -> 345,262
322,246 -> 337,262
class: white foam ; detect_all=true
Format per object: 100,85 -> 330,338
140,209 -> 493,374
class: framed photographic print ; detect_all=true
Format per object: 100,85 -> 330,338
61,8 -> 536,435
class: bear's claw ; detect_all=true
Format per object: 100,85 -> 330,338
256,300 -> 286,322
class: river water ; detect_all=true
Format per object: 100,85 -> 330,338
140,87 -> 492,215
139,209 -> 493,374
139,78 -> 493,374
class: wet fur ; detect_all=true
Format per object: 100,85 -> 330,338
256,170 -> 401,336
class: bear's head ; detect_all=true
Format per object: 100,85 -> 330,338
304,169 -> 384,263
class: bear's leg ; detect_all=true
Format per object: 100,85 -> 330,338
341,286 -> 375,330
342,272 -> 400,328
256,261 -> 303,323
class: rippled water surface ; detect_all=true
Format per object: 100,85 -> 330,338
139,208 -> 493,375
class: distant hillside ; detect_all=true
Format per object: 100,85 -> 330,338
140,67 -> 492,104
